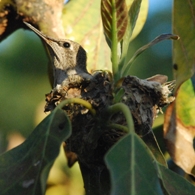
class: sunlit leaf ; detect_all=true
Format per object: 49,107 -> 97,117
0,107 -> 71,195
101,0 -> 128,42
120,0 -> 148,49
164,79 -> 195,176
127,0 -> 148,41
62,0 -> 111,71
119,0 -> 148,79
176,79 -> 195,127
128,0 -> 142,39
173,0 -> 195,91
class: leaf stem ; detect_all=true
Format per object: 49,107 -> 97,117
107,123 -> 129,132
106,103 -> 134,133
56,98 -> 96,116
111,0 -> 119,82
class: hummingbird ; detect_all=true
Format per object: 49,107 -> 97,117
24,22 -> 92,90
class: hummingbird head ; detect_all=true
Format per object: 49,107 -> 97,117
24,22 -> 89,87
42,38 -> 87,73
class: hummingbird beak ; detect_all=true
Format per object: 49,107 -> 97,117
24,22 -> 57,45
24,22 -> 62,64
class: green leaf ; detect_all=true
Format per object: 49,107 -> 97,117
173,0 -> 195,91
105,133 -> 164,195
101,0 -> 128,42
158,163 -> 195,195
126,0 -> 148,41
176,79 -> 195,126
119,0 -> 148,80
0,107 -> 71,195
105,133 -> 195,195
101,0 -> 129,82
128,0 -> 142,39
62,0 -> 111,71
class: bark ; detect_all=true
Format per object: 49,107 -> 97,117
0,0 -> 64,42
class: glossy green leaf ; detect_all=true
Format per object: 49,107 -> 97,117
173,0 -> 195,91
62,0 -> 111,71
0,107 -> 71,195
105,133 -> 164,195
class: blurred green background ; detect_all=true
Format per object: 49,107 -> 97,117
0,29 -> 48,150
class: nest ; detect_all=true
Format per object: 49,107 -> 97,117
44,71 -> 175,167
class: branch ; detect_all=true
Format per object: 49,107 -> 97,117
0,0 -> 64,42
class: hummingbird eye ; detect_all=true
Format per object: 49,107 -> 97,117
63,42 -> 70,48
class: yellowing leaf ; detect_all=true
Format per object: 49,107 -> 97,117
164,0 -> 195,176
164,80 -> 195,175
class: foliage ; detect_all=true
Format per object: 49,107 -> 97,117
0,106 -> 71,195
0,0 -> 195,195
